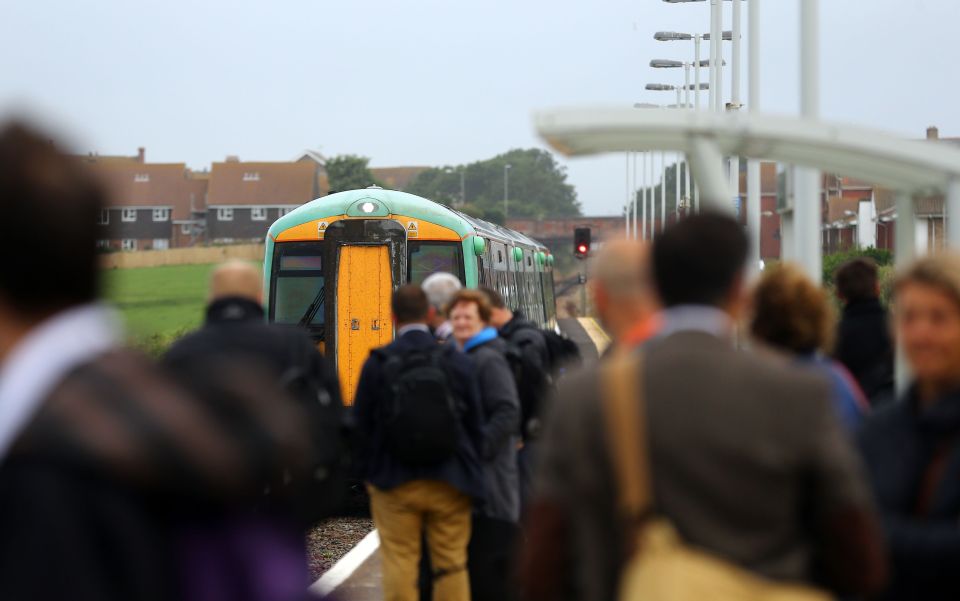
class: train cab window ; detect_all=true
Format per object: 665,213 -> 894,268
408,241 -> 464,285
270,242 -> 325,330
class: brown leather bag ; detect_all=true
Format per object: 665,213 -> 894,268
600,354 -> 831,601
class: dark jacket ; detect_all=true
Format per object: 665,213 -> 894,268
859,386 -> 960,601
352,328 -> 485,501
499,314 -> 549,438
163,296 -> 345,522
465,333 -> 521,523
0,350 -> 313,601
835,298 -> 894,406
525,330 -> 886,601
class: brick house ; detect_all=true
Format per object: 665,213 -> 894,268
87,148 -> 209,250
205,159 -> 321,243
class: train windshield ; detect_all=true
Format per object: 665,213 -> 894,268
408,241 -> 463,285
270,242 -> 325,329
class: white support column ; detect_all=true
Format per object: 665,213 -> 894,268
746,0 -> 761,274
689,137 -> 734,214
948,177 -> 960,249
796,0 -> 822,282
695,35 -> 703,111
675,154 -> 681,225
642,152 -> 648,240
625,152 -> 630,238
709,1 -> 720,111
895,191 -> 916,393
661,151 -> 667,231
632,152 -> 638,240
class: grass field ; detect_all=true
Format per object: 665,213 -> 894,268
103,263 -> 219,352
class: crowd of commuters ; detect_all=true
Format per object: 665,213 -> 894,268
2,119 -> 960,601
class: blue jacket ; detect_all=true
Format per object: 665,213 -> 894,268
352,328 -> 485,501
859,386 -> 960,601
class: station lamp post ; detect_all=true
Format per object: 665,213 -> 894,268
503,163 -> 511,221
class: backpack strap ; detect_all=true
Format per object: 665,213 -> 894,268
600,354 -> 652,522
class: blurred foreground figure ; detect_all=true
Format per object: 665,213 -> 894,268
0,123 -> 316,601
164,260 -> 346,521
421,272 -> 462,343
353,285 -> 484,601
521,213 -> 886,601
750,263 -> 869,432
834,258 -> 895,406
590,238 -> 659,354
859,254 -> 960,601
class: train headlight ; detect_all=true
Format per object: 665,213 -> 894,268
360,202 -> 378,213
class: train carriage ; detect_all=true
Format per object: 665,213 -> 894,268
264,187 -> 557,403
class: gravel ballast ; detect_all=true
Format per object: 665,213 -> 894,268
307,517 -> 374,581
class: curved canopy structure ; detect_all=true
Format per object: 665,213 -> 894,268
534,106 -> 960,247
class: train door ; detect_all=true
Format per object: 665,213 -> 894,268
336,245 -> 393,404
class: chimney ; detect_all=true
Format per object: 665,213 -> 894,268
137,147 -> 145,162
927,126 -> 939,140
226,155 -> 240,163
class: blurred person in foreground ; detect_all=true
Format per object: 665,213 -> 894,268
163,260 -> 345,526
353,285 -> 484,601
421,272 -> 462,343
449,289 -> 521,601
859,254 -> 960,601
750,263 -> 870,432
0,123 -> 316,601
590,238 -> 659,355
834,257 -> 895,406
521,213 -> 886,601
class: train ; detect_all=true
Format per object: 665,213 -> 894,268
263,187 -> 557,403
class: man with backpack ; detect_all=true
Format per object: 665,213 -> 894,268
353,285 -> 485,601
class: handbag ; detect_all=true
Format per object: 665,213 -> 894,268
600,355 -> 831,601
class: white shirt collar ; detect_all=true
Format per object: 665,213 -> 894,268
657,305 -> 733,339
397,323 -> 431,337
0,303 -> 122,459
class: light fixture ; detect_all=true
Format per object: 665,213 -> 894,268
360,202 -> 377,213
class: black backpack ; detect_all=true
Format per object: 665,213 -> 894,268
541,329 -> 582,375
376,346 -> 462,466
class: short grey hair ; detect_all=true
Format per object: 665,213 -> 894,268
421,272 -> 463,311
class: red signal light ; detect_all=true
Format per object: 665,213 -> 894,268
578,244 -> 587,254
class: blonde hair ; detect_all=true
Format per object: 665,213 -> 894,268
894,253 -> 960,310
750,263 -> 835,355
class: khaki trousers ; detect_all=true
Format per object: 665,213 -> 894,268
368,480 -> 472,601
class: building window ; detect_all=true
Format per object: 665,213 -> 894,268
96,240 -> 110,250
152,208 -> 170,222
96,209 -> 109,225
134,173 -> 150,183
152,238 -> 170,250
217,207 -> 234,221
251,207 -> 267,221
243,172 -> 260,181
181,223 -> 192,235
121,208 -> 138,222
278,207 -> 293,217
121,239 -> 137,251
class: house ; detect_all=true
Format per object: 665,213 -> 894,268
205,158 -> 321,243
370,166 -> 430,191
85,148 -> 209,251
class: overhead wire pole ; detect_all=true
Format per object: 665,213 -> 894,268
795,0 -> 823,282
711,0 -> 723,112
642,152 -> 648,240
625,152 -> 631,238
747,0 -> 762,273
661,151 -> 667,231
633,152 -> 639,239
730,0 -> 742,217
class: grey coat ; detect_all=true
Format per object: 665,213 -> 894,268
467,337 -> 521,523
535,330 -> 879,600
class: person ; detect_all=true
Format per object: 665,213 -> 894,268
163,260 -> 346,520
590,238 -> 660,354
448,289 -> 521,601
750,263 -> 870,432
353,285 -> 485,601
421,271 -> 462,343
834,257 -> 895,406
0,122 -> 316,601
521,213 -> 886,601
480,286 -> 548,508
859,253 -> 960,601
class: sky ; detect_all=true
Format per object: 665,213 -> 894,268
2,0 -> 957,216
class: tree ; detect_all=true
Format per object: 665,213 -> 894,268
325,154 -> 382,192
405,148 -> 580,223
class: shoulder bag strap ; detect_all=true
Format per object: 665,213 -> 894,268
600,353 -> 652,522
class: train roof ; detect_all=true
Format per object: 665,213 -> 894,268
267,187 -> 548,251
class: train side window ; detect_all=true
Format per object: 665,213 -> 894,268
271,242 -> 325,330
